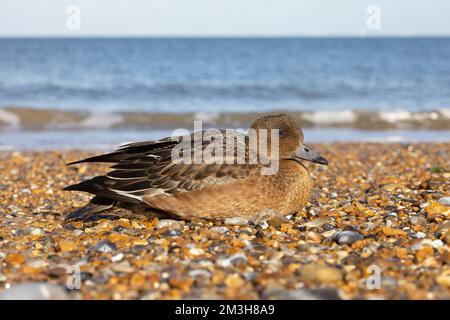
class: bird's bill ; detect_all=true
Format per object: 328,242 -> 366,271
295,144 -> 328,165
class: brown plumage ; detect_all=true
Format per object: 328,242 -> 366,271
63,114 -> 328,223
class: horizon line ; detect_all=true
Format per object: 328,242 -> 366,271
1,34 -> 450,39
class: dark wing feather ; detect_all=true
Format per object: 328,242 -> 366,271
66,137 -> 176,165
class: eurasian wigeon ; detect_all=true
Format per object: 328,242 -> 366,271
64,114 -> 328,223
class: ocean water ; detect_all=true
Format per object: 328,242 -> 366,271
0,38 -> 449,149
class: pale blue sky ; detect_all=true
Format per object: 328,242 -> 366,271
1,0 -> 449,37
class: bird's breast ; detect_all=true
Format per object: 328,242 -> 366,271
275,160 -> 313,214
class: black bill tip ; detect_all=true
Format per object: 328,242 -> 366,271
314,156 -> 329,166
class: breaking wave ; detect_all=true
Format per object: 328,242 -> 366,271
1,106 -> 450,131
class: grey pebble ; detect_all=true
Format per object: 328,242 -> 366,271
438,197 -> 450,206
333,230 -> 364,245
262,284 -> 341,300
188,269 -> 212,278
163,229 -> 182,237
0,283 -> 77,300
216,253 -> 248,268
224,217 -> 249,226
90,240 -> 117,253
156,219 -> 184,230
209,226 -> 229,234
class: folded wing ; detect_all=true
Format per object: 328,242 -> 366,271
64,130 -> 264,204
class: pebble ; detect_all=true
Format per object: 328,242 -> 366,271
27,260 -> 48,268
258,220 -> 269,229
380,227 -> 408,237
188,269 -> 212,278
436,271 -> 450,288
381,276 -> 398,289
28,227 -> 45,236
0,283 -> 74,300
90,240 -> 117,253
216,253 -> 247,268
425,202 -> 450,219
382,183 -> 409,192
156,219 -> 184,230
111,261 -> 134,273
408,215 -> 421,225
262,284 -> 341,300
224,273 -> 246,290
304,217 -> 332,229
58,240 -> 77,253
306,231 -> 321,243
5,253 -> 25,266
308,207 -> 319,216
163,229 -> 182,237
431,239 -> 444,248
189,247 -> 205,256
333,231 -> 364,245
445,233 -> 450,245
437,197 -> 450,206
414,232 -> 427,239
209,226 -> 229,234
111,253 -> 124,263
300,264 -> 343,284
322,229 -> 337,238
224,217 -> 249,226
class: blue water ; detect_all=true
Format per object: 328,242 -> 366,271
1,38 -> 450,113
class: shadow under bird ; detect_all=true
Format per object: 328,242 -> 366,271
64,114 -> 328,223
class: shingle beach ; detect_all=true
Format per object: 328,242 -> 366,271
0,143 -> 449,299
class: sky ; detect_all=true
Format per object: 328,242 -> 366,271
0,0 -> 449,37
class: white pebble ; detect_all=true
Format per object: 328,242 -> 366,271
414,232 -> 426,239
224,217 -> 249,226
438,197 -> 450,206
29,227 -> 45,236
259,221 -> 269,229
189,247 -> 205,256
431,239 -> 444,248
111,253 -> 124,263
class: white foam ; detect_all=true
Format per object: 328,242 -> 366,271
80,112 -> 123,129
0,109 -> 20,128
302,110 -> 357,125
439,108 -> 450,119
379,111 -> 412,123
193,112 -> 220,123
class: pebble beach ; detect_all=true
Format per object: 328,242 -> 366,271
0,143 -> 449,300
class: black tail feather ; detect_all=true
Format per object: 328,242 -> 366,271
64,176 -> 143,204
64,176 -> 113,192
64,196 -> 116,223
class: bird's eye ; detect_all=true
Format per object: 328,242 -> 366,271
279,129 -> 286,136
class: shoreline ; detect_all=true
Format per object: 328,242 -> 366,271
1,131 -> 449,152
0,143 -> 449,299
1,107 -> 450,131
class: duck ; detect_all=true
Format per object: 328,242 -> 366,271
63,114 -> 328,223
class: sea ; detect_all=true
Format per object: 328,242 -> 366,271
0,37 -> 449,150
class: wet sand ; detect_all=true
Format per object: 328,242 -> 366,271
0,143 -> 449,299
